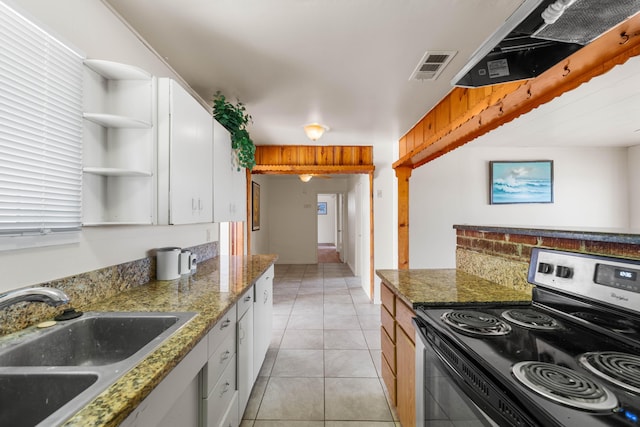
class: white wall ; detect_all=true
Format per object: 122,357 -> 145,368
266,176 -> 348,264
630,145 -> 640,229
317,194 -> 337,244
0,0 -> 218,292
373,143 -> 397,270
409,145 -> 630,268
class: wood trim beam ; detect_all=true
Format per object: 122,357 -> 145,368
252,164 -> 375,175
393,13 -> 640,170
396,167 -> 411,269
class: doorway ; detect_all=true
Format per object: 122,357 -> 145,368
317,193 -> 343,263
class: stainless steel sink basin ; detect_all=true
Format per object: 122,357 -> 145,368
0,311 -> 196,426
0,373 -> 98,427
0,313 -> 182,366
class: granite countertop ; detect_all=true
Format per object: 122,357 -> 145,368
61,254 -> 277,427
376,268 -> 532,308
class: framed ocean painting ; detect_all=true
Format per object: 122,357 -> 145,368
489,160 -> 553,204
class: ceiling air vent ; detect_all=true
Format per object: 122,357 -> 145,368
409,50 -> 457,81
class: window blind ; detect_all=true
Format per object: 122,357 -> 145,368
0,1 -> 84,243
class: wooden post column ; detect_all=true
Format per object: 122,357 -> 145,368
396,167 -> 412,270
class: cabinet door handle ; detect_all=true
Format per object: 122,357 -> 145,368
244,295 -> 252,302
264,289 -> 268,303
220,318 -> 231,329
198,198 -> 202,211
220,381 -> 230,397
220,350 -> 231,363
191,197 -> 197,211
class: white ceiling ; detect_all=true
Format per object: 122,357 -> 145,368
104,0 -> 640,150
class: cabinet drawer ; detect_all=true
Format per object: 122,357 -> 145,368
209,304 -> 236,356
396,298 -> 415,343
218,391 -> 239,427
381,283 -> 395,315
203,329 -> 236,394
204,354 -> 237,427
381,305 -> 395,341
237,287 -> 253,317
381,354 -> 397,406
381,326 -> 396,373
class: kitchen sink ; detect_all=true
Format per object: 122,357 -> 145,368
0,311 -> 196,426
0,313 -> 182,366
0,373 -> 98,427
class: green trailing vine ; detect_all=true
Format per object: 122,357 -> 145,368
213,92 -> 256,170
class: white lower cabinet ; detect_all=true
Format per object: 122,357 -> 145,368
237,289 -> 254,419
253,265 -> 274,382
202,305 -> 238,427
120,268 -> 273,427
120,337 -> 207,427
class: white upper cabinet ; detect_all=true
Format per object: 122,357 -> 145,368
213,120 -> 247,223
157,78 -> 213,225
82,60 -> 157,226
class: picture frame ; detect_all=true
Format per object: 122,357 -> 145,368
489,160 -> 553,204
252,181 -> 260,230
317,202 -> 327,215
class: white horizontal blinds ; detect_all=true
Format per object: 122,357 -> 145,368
0,1 -> 83,236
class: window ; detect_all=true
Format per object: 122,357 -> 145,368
0,1 -> 84,250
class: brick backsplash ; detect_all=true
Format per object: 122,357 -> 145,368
455,226 -> 640,290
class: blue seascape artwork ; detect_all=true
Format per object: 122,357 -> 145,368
490,161 -> 553,204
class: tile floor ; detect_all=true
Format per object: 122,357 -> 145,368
240,263 -> 400,427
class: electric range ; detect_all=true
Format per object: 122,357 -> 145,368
414,247 -> 640,426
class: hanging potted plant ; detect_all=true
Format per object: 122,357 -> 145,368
213,92 -> 256,170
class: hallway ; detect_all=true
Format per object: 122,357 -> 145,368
240,263 -> 399,426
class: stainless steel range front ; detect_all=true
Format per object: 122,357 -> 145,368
414,247 -> 640,426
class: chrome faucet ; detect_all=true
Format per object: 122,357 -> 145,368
0,287 -> 70,310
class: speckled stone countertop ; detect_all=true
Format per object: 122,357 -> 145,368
376,269 -> 532,308
59,254 -> 277,427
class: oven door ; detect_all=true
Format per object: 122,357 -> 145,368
414,317 -> 536,427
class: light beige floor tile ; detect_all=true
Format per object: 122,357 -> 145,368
240,420 -> 255,427
358,314 -> 382,330
271,349 -> 324,377
280,329 -> 323,349
273,314 -> 290,329
354,303 -> 381,316
325,422 -> 396,427
287,314 -> 324,330
370,349 -> 382,376
270,329 -> 284,350
325,349 -> 378,377
363,329 -> 381,350
257,377 -> 324,420
243,375 -> 269,419
259,348 -> 278,377
324,294 -> 355,304
324,303 -> 357,316
325,377 -> 393,421
324,314 -> 361,330
350,291 -> 372,304
254,422 -> 324,427
324,330 -> 368,350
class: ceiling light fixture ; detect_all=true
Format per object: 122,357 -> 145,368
303,123 -> 329,141
299,174 -> 313,182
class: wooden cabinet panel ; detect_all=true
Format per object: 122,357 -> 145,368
396,325 -> 416,427
381,283 -> 395,315
381,306 -> 395,342
396,298 -> 415,343
381,326 -> 396,373
381,352 -> 397,407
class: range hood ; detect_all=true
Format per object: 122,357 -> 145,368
452,0 -> 640,87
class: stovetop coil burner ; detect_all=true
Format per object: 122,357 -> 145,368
501,308 -> 561,330
580,352 -> 640,395
441,310 -> 511,336
512,361 -> 619,412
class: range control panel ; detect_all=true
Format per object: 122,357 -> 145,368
529,248 -> 640,313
